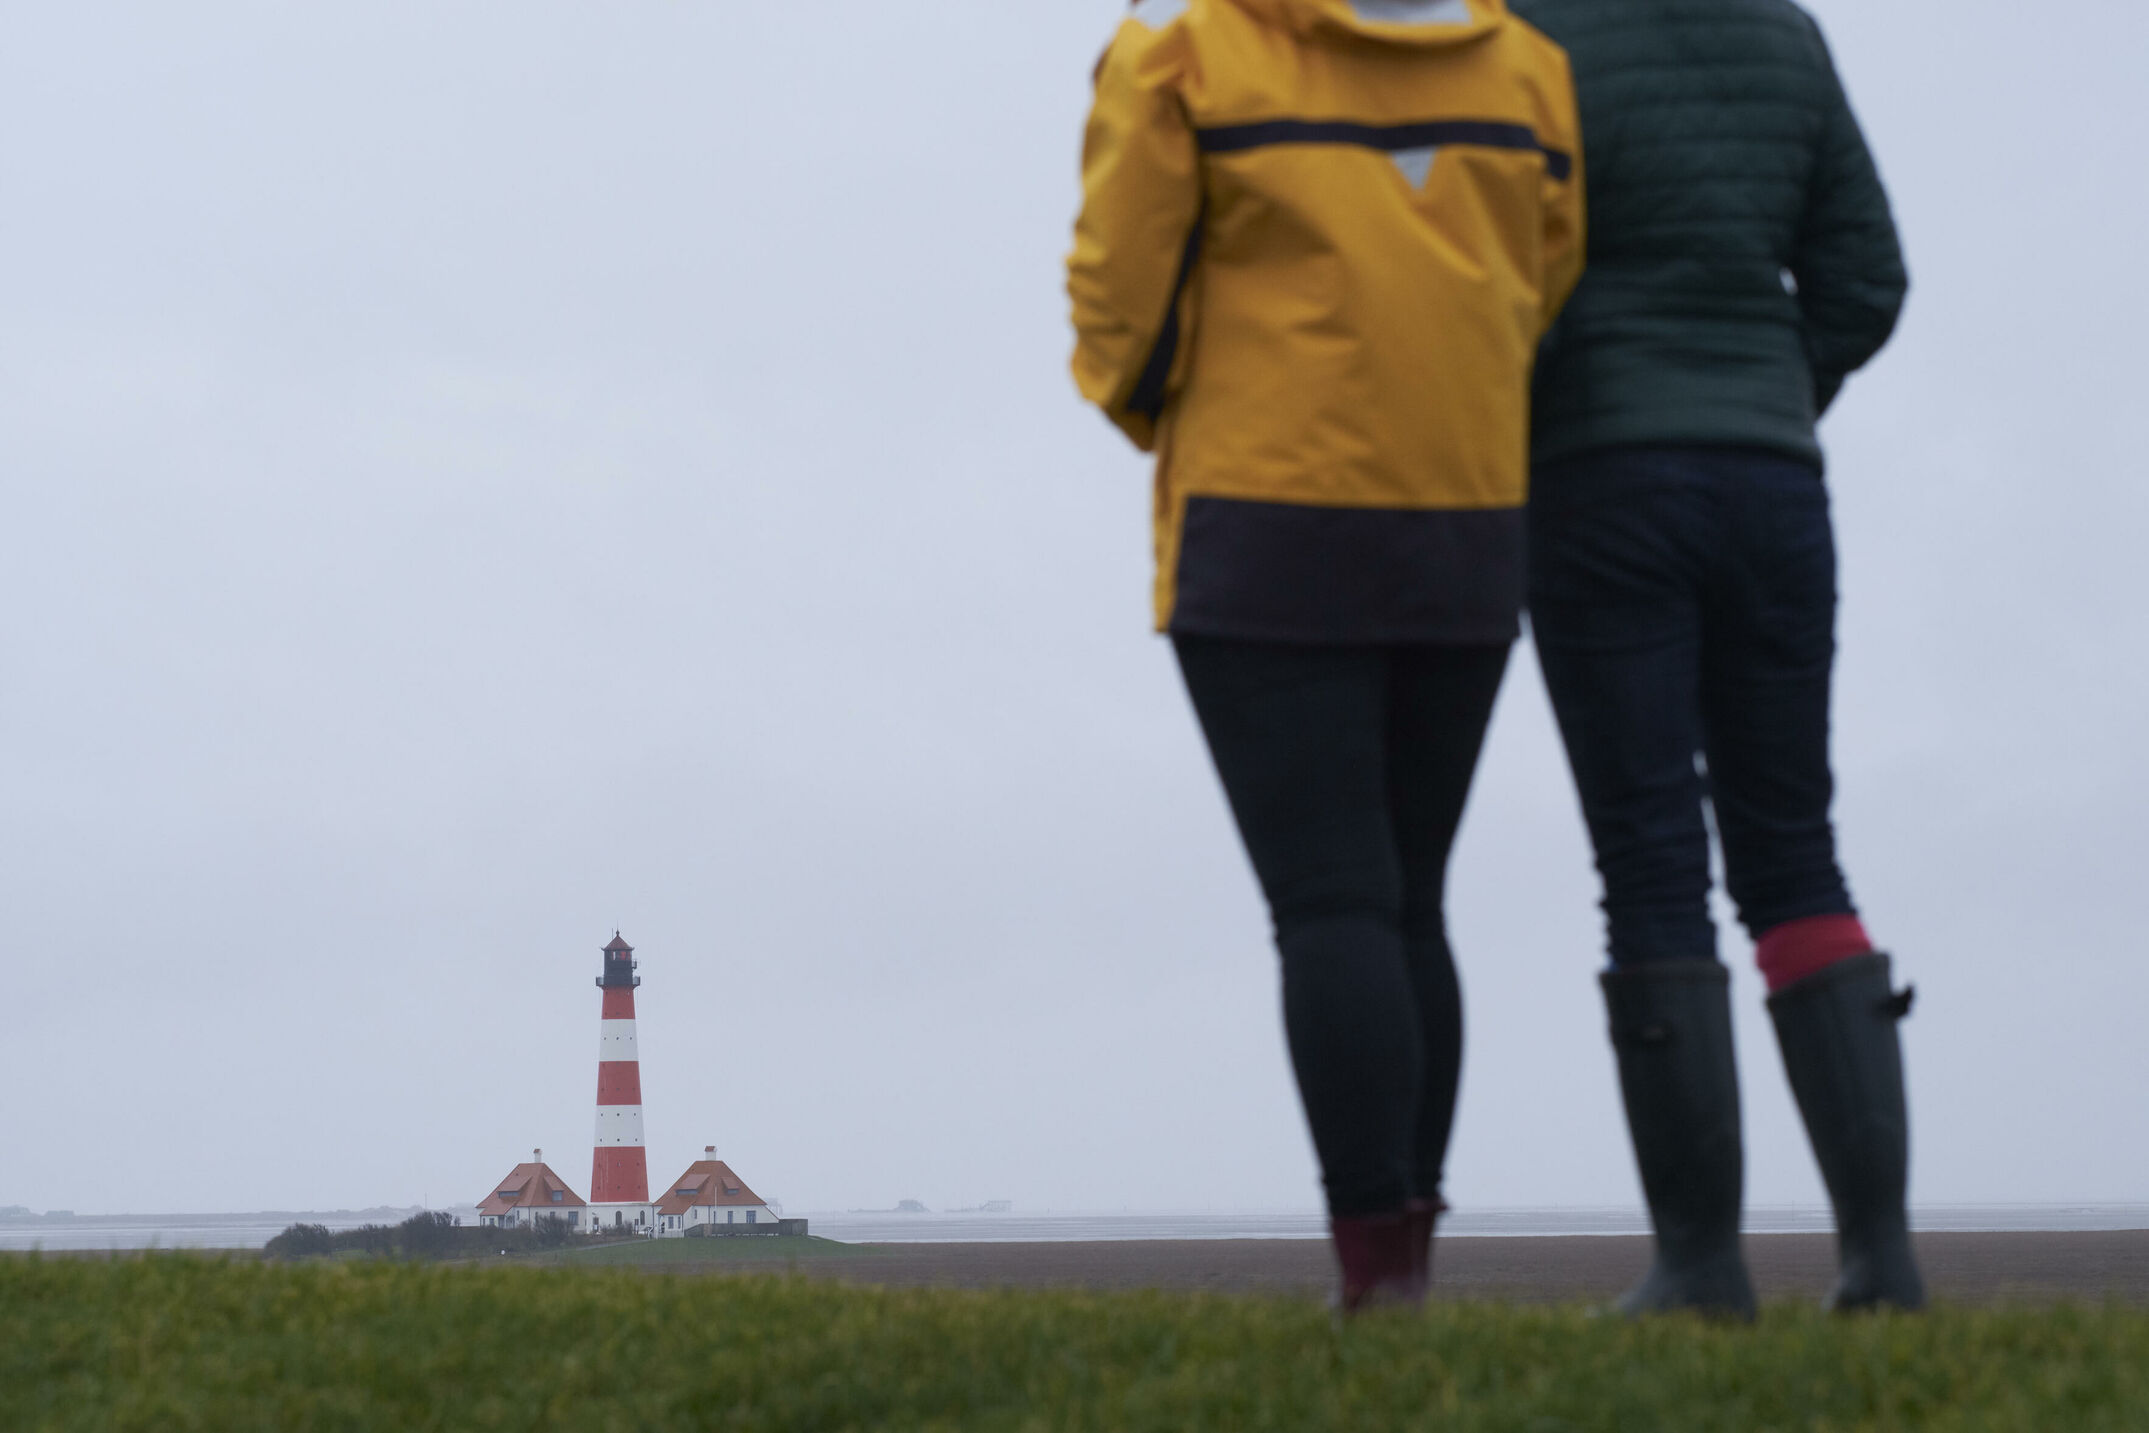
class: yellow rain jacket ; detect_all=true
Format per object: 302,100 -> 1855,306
1068,0 -> 1584,640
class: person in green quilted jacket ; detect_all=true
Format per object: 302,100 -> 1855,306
1512,0 -> 1923,1318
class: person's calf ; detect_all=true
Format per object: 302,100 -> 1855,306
1279,913 -> 1423,1218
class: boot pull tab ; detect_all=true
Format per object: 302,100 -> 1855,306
1881,985 -> 1915,1021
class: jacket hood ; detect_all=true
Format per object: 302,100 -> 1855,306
1226,0 -> 1505,46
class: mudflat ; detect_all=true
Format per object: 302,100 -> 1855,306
792,1231 -> 2149,1305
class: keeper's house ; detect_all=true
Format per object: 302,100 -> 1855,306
654,1147 -> 778,1236
476,1150 -> 588,1230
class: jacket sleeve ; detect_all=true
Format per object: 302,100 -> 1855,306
1537,50 -> 1586,335
1790,32 -> 1907,415
1066,16 -> 1202,452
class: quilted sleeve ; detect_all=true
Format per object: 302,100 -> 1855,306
1791,31 -> 1908,414
1537,44 -> 1587,335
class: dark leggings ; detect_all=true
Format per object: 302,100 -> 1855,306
1174,635 -> 1511,1217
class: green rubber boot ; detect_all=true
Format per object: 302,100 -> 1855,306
1768,952 -> 1926,1312
1602,961 -> 1757,1320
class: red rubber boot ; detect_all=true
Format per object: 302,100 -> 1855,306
1404,1196 -> 1447,1296
1332,1211 -> 1425,1314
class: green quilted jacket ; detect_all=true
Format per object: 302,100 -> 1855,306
1512,0 -> 1906,467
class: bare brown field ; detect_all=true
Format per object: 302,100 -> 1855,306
782,1230 -> 2149,1305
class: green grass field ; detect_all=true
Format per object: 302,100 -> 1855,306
6,1254 -> 2146,1431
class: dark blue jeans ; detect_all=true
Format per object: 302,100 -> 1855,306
1527,447 -> 1858,968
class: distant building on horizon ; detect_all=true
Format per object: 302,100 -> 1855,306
654,1147 -> 776,1236
470,934 -> 802,1241
476,1150 -> 588,1230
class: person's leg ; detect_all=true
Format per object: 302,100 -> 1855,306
1529,449 -> 1754,1318
1527,453 -> 1717,968
1697,454 -> 1860,969
1702,455 -> 1924,1311
1172,635 -> 1423,1306
1386,643 -> 1510,1205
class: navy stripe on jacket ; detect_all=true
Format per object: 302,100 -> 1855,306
1196,118 -> 1573,181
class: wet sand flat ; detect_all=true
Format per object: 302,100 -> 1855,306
790,1231 -> 2149,1306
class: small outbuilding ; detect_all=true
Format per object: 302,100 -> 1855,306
476,1149 -> 588,1230
654,1147 -> 776,1236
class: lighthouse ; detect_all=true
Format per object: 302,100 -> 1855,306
588,933 -> 654,1232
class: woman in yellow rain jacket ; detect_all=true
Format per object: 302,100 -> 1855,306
1069,0 -> 1581,1309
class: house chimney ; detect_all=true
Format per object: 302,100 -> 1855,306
704,1145 -> 716,1162
533,1148 -> 543,1165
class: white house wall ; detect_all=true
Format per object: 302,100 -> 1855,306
486,1204 -> 586,1230
656,1203 -> 774,1237
588,1203 -> 654,1232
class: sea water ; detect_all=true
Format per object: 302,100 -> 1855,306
7,1204 -> 2147,1251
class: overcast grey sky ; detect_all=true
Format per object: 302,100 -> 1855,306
3,1 -> 2145,1219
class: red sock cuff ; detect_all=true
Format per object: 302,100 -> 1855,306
1755,914 -> 1873,993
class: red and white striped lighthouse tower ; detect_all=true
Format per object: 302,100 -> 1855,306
588,933 -> 653,1230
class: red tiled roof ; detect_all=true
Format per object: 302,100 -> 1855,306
653,1160 -> 766,1217
476,1161 -> 588,1216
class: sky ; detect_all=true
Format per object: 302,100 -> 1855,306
3,1 -> 2145,1220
